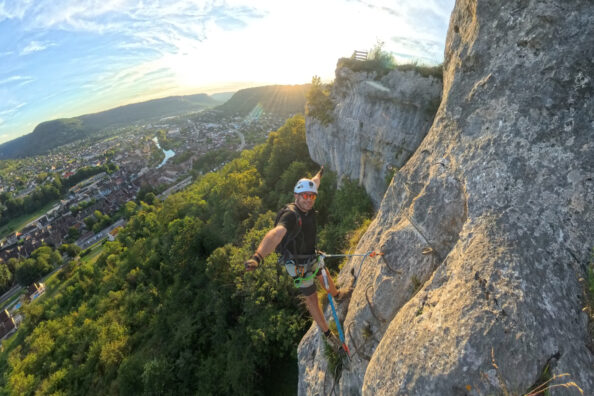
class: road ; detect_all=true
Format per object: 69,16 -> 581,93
76,218 -> 126,249
157,176 -> 193,200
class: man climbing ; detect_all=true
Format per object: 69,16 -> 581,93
244,166 -> 350,351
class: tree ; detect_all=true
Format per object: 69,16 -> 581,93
7,257 -> 19,272
123,201 -> 137,220
66,226 -> 80,243
60,244 -> 81,258
0,263 -> 13,293
15,258 -> 44,286
305,76 -> 335,126
14,246 -> 61,286
84,215 -> 97,230
0,115 -> 374,395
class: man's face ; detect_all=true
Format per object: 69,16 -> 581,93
294,192 -> 317,212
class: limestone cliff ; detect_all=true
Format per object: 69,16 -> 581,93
306,64 -> 442,207
299,0 -> 594,395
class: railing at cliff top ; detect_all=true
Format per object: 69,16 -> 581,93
353,50 -> 368,61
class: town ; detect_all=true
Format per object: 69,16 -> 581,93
0,107 -> 289,269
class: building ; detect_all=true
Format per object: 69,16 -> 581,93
28,282 -> 46,301
0,310 -> 16,340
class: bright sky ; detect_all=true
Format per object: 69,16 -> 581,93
0,0 -> 454,145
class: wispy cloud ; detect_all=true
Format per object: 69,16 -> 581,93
0,77 -> 34,92
20,40 -> 55,55
6,0 -> 262,43
348,0 -> 403,17
0,101 -> 27,127
1,0 -> 454,141
390,35 -> 444,63
4,0 -> 267,79
0,75 -> 32,85
0,101 -> 27,115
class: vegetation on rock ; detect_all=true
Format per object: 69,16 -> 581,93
337,41 -> 443,81
305,76 -> 335,126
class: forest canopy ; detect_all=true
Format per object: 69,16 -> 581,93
0,114 -> 373,395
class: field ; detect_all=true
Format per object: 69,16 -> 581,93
0,200 -> 59,239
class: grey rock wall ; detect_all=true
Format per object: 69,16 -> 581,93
299,0 -> 594,395
306,66 -> 442,207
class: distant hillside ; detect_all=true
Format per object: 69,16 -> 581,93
209,91 -> 236,103
0,93 -> 221,159
81,93 -> 220,130
214,84 -> 310,118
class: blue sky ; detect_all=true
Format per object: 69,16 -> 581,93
0,0 -> 454,145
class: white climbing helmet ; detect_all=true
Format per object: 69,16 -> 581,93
294,178 -> 317,194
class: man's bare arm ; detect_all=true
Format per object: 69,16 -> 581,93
245,225 -> 287,271
256,225 -> 287,257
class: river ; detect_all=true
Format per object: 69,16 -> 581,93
152,137 -> 175,168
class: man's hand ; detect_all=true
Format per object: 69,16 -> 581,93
244,252 -> 263,272
244,258 -> 259,271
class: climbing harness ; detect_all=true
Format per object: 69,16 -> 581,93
290,251 -> 384,288
287,255 -> 321,287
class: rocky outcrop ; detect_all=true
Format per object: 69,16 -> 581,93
306,65 -> 442,207
299,0 -> 594,395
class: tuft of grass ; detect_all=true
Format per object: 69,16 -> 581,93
323,332 -> 343,378
525,361 -> 552,396
488,348 -> 584,396
385,166 -> 397,188
394,62 -> 443,80
524,372 -> 583,396
337,43 -> 443,82
362,323 -> 373,340
345,219 -> 372,252
410,275 -> 422,296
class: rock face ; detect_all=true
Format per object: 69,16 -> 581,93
306,65 -> 442,207
299,0 -> 594,395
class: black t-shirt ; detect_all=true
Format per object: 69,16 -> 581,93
277,205 -> 316,256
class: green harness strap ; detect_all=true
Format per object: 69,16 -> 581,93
293,265 -> 321,288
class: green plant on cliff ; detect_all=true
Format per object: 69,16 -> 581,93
395,62 -> 443,80
385,166 -> 397,188
368,40 -> 397,70
305,76 -> 335,126
337,41 -> 395,77
482,348 -> 584,396
337,41 -> 443,82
